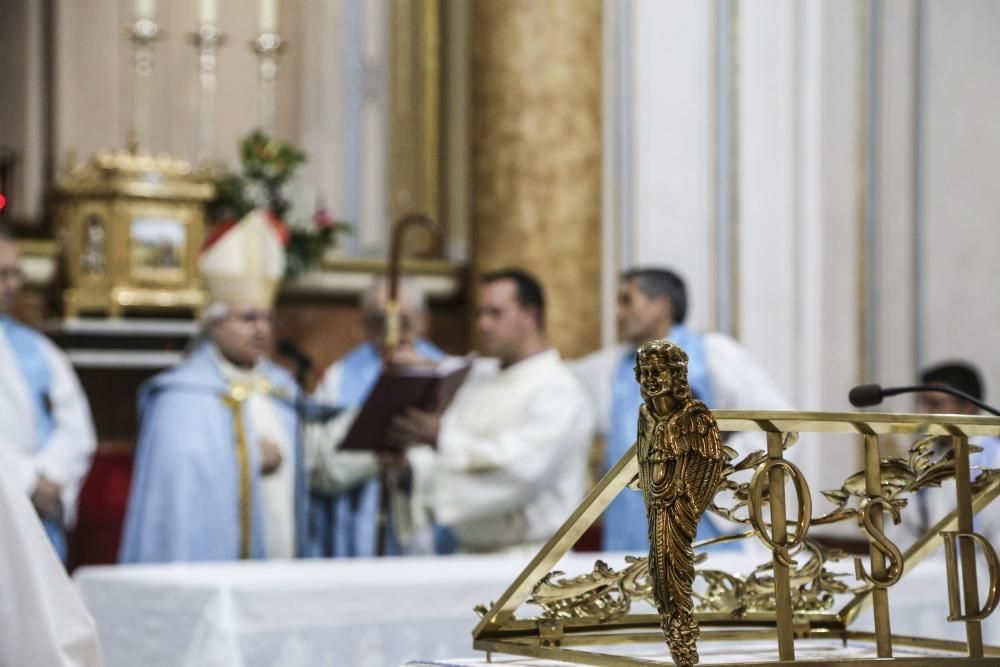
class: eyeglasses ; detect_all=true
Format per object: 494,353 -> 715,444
229,310 -> 275,326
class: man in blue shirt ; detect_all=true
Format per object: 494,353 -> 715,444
572,267 -> 789,552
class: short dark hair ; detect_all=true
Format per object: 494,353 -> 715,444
481,268 -> 546,330
622,267 -> 688,324
921,361 -> 984,401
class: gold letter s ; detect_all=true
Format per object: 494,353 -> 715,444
853,496 -> 904,588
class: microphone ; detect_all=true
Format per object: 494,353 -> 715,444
848,383 -> 1000,416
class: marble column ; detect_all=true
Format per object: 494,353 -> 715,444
469,0 -> 602,359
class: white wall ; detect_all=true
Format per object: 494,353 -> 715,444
914,0 -> 1000,405
615,0 -> 1000,490
628,0 -> 715,333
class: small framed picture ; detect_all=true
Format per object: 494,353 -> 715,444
129,217 -> 187,284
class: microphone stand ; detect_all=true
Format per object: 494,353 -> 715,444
883,385 -> 1000,417
850,383 -> 1000,416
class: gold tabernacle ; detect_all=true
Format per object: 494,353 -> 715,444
56,151 -> 214,318
472,341 -> 1000,666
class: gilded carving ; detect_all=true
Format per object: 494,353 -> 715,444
634,340 -> 727,666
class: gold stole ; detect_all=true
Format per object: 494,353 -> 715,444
221,378 -> 274,559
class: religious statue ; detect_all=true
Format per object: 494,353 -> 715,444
635,339 -> 727,666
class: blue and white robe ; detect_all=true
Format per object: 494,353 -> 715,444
119,343 -> 307,562
570,325 -> 791,553
0,316 -> 96,562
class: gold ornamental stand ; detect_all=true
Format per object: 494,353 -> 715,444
54,13 -> 215,319
56,152 -> 212,318
472,411 -> 1000,666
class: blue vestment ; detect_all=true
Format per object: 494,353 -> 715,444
308,339 -> 448,557
602,325 -> 727,552
0,316 -> 66,560
119,344 -> 307,562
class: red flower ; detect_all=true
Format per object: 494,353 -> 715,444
313,208 -> 336,230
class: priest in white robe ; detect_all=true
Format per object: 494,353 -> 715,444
386,269 -> 595,553
570,267 -> 790,552
0,229 -> 96,562
0,447 -> 102,666
120,211 -> 306,562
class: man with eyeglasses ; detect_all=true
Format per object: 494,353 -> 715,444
120,211 -> 307,562
305,276 -> 446,557
0,227 -> 96,563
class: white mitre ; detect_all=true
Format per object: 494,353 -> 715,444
199,209 -> 286,309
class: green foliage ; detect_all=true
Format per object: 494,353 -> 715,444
284,223 -> 349,279
208,130 -> 348,279
206,171 -> 253,223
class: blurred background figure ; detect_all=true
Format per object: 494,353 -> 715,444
120,211 -> 306,563
0,454 -> 102,666
572,267 -> 790,552
904,360 -> 1000,544
306,276 -> 445,557
0,228 -> 96,563
385,269 -> 595,554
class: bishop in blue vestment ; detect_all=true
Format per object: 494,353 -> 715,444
119,343 -> 307,562
120,210 -> 307,562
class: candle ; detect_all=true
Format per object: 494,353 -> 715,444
198,0 -> 217,25
135,0 -> 156,20
258,0 -> 277,33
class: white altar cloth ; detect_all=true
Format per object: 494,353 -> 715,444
405,640 -> 973,666
74,553 -> 600,667
74,552 -> 999,667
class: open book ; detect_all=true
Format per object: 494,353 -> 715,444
339,355 -> 474,451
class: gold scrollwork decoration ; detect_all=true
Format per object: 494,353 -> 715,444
749,458 -> 812,567
529,556 -> 654,621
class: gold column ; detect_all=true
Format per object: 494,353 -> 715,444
470,0 -> 602,358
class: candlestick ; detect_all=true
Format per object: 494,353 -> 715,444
190,23 -> 226,162
252,32 -> 283,134
128,18 -> 162,154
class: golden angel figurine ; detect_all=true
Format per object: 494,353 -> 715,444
635,340 -> 726,666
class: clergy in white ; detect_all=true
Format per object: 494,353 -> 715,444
386,269 -> 595,553
0,444 -> 102,666
120,211 -> 306,562
0,230 -> 96,562
571,267 -> 790,552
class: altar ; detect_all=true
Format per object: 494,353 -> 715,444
75,553 -> 598,667
74,551 -> 997,667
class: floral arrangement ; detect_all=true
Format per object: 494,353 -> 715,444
208,130 -> 349,279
